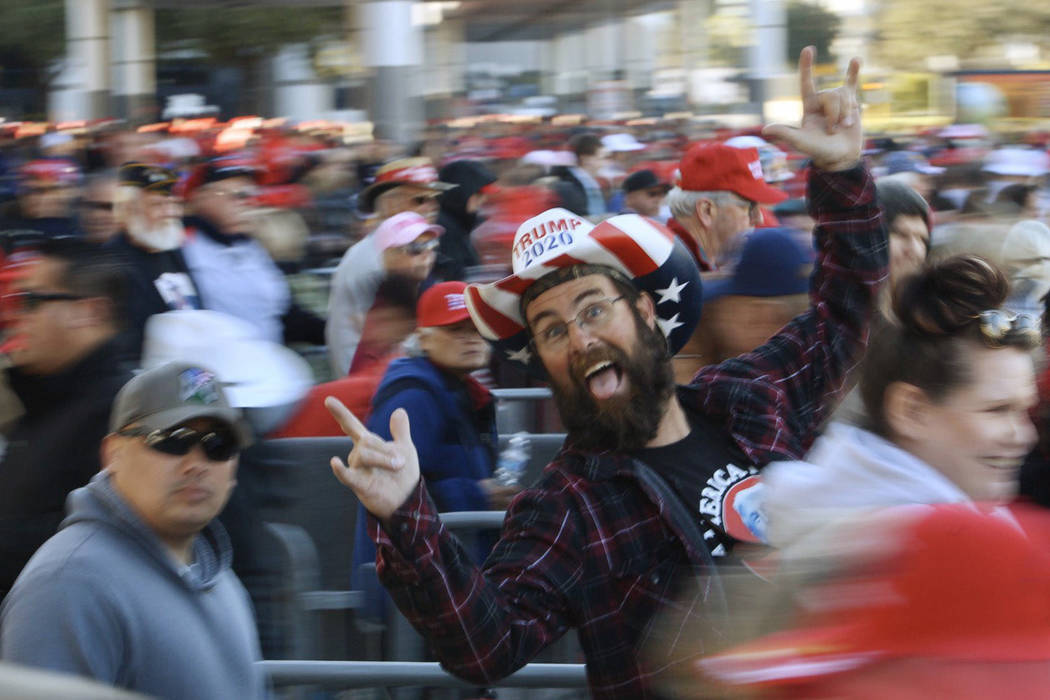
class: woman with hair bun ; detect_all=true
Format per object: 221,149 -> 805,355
759,254 -> 1042,551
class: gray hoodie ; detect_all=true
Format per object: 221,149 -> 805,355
0,472 -> 265,699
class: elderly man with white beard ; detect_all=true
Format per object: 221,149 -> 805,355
106,162 -> 202,361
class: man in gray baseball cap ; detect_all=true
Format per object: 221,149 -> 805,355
1,362 -> 263,699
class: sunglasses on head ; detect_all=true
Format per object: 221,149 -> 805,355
975,309 -> 1041,347
118,426 -> 240,461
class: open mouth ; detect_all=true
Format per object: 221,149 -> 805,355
983,457 -> 1024,471
584,360 -> 624,400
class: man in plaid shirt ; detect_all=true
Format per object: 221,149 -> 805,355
326,48 -> 887,698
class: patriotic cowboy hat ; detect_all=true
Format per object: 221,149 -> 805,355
464,208 -> 702,369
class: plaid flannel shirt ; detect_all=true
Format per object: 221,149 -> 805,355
369,164 -> 887,698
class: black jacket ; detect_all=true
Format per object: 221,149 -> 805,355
434,160 -> 496,282
0,336 -> 132,597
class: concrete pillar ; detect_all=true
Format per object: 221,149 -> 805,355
273,44 -> 334,121
50,0 -> 110,121
357,0 -> 424,144
110,1 -> 157,121
747,0 -> 787,117
423,18 -> 466,121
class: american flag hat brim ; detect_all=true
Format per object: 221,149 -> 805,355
465,208 -> 702,368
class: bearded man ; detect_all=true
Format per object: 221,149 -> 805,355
325,49 -> 885,697
106,162 -> 201,360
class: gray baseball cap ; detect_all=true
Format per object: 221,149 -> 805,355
109,362 -> 252,446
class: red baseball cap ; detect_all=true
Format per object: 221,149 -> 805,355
417,281 -> 471,328
676,143 -> 788,204
359,157 -> 456,213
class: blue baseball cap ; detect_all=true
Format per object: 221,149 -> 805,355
702,228 -> 814,302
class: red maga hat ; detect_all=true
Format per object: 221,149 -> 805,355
358,157 -> 456,213
676,143 -> 788,204
418,280 -> 471,328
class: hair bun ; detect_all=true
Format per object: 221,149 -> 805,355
893,255 -> 1009,337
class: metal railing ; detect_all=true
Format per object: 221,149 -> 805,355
260,661 -> 588,689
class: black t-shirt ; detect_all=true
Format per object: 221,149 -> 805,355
631,412 -> 766,557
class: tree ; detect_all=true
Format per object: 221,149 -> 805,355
874,0 -> 1050,70
786,1 -> 841,65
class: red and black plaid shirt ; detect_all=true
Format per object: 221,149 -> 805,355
370,165 -> 887,698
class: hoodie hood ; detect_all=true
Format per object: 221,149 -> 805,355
761,423 -> 970,554
437,160 -> 497,223
61,471 -> 233,592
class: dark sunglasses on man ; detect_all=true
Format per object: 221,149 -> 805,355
81,200 -> 115,212
397,237 -> 440,256
116,425 -> 240,462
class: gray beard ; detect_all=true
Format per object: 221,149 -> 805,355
127,215 -> 185,252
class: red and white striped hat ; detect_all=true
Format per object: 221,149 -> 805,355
464,208 -> 702,367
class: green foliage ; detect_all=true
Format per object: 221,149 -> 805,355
786,1 -> 841,64
0,0 -> 66,87
155,6 -> 345,64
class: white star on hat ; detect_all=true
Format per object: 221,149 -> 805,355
506,346 -> 532,364
654,277 -> 688,305
657,314 -> 684,337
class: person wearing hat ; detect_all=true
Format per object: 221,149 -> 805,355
181,156 -> 325,346
0,238 -> 132,600
666,142 -> 789,271
326,211 -> 443,376
324,49 -> 887,698
350,281 -> 516,591
433,159 -> 498,282
106,162 -> 202,361
674,228 -> 815,383
357,156 -> 455,224
619,168 -> 672,218
0,159 -> 82,237
1,362 -> 264,699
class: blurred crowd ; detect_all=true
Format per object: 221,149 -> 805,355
1,96 -> 1050,698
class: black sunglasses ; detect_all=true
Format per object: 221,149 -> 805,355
118,426 -> 240,461
398,238 -> 439,256
5,290 -> 85,312
410,194 -> 439,206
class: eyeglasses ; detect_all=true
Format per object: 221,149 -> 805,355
531,296 -> 626,350
5,290 -> 85,312
975,310 -> 1041,346
396,238 -> 439,256
81,200 -> 115,211
117,426 -> 239,461
410,193 -> 440,206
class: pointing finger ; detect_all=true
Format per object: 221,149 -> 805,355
798,46 -> 818,113
325,396 -> 367,442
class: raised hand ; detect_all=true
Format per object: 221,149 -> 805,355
325,397 -> 421,521
763,46 -> 862,172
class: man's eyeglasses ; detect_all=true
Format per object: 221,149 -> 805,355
409,193 -> 440,206
975,310 -> 1041,347
531,296 -> 626,350
396,238 -> 439,256
5,290 -> 85,312
81,200 -> 115,212
117,426 -> 240,462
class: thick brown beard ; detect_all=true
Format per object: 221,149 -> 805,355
550,312 -> 675,452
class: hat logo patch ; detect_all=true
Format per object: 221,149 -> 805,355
178,368 -> 220,406
748,159 -> 765,180
445,293 -> 466,311
513,217 -> 585,269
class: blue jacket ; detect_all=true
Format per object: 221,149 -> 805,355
352,357 -> 498,606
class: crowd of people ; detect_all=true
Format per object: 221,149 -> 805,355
0,45 -> 1050,698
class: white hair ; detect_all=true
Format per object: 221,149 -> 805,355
666,187 -> 735,220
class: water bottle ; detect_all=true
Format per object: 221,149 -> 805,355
494,432 -> 531,487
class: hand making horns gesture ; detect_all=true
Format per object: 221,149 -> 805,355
763,46 -> 862,172
325,397 -> 421,521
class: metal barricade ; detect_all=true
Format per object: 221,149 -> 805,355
260,660 -> 588,690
